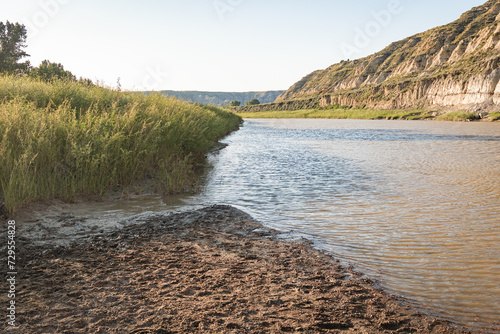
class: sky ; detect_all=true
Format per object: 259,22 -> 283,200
0,0 -> 488,92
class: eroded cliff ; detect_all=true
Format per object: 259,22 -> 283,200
277,0 -> 500,112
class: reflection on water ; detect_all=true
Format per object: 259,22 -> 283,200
182,119 -> 500,332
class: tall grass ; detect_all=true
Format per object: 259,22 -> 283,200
0,75 -> 242,213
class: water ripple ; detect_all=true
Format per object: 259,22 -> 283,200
186,119 -> 500,332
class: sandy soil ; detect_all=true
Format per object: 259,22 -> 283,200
1,205 -> 471,333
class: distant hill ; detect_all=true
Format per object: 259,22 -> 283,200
151,90 -> 284,106
274,0 -> 500,113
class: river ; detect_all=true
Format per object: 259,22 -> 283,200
178,119 -> 499,332
17,118 -> 500,332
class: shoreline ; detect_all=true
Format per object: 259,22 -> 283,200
234,108 -> 500,122
1,205 -> 472,333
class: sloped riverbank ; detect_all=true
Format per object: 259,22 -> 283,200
1,205 -> 469,333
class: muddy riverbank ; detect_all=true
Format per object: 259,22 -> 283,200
1,205 -> 470,333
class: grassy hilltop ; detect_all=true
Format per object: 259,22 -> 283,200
0,76 -> 241,214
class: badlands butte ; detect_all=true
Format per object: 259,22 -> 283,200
240,0 -> 500,116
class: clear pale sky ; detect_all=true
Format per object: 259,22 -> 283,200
0,0 -> 487,92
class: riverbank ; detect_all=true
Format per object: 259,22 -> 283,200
0,75 -> 242,215
1,205 -> 471,333
236,108 -> 500,121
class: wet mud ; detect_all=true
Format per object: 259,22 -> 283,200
1,205 -> 470,333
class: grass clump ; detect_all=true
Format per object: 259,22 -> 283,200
435,111 -> 476,121
0,75 -> 242,213
488,111 -> 500,121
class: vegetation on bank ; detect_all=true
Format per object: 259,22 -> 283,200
0,75 -> 242,213
236,108 -> 436,120
237,106 -> 500,121
435,111 -> 476,121
487,111 -> 500,121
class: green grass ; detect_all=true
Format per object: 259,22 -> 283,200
0,75 -> 242,213
488,111 -> 500,121
435,111 -> 476,121
237,108 -> 434,120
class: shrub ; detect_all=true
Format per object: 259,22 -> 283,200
245,99 -> 260,106
29,60 -> 76,82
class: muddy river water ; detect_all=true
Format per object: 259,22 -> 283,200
190,119 -> 500,332
16,119 -> 500,332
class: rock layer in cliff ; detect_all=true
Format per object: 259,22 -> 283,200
277,0 -> 500,112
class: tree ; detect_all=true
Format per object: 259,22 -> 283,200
30,60 -> 76,82
245,98 -> 260,106
0,21 -> 30,74
229,100 -> 241,106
